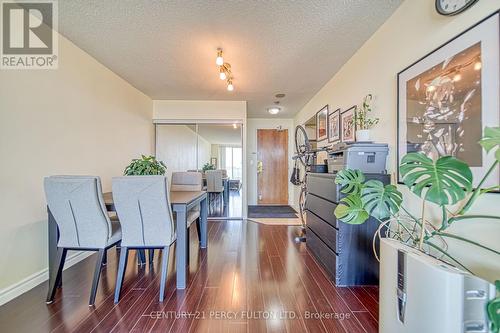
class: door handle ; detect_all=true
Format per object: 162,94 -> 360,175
257,161 -> 263,174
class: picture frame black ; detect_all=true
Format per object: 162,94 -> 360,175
316,105 -> 328,142
340,106 -> 356,143
328,108 -> 341,143
396,11 -> 500,190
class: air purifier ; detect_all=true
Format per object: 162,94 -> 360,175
379,238 -> 496,333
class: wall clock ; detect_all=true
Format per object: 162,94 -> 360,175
436,0 -> 479,16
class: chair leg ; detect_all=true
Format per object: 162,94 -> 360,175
159,246 -> 170,302
114,247 -> 128,303
137,249 -> 146,265
196,218 -> 201,242
149,249 -> 154,265
46,248 -> 67,304
89,249 -> 105,306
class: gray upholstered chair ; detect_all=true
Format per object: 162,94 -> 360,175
171,172 -> 202,242
206,170 -> 224,214
112,176 -> 176,302
44,176 -> 121,306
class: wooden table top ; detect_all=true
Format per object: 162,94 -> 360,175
103,190 -> 206,206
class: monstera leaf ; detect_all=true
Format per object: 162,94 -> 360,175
335,169 -> 365,195
361,180 -> 403,220
400,152 -> 472,205
479,127 -> 500,161
334,194 -> 369,225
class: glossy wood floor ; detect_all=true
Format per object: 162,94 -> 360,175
0,220 -> 379,333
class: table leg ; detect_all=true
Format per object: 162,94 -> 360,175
223,179 -> 229,210
174,206 -> 188,289
200,196 -> 208,249
48,207 -> 61,288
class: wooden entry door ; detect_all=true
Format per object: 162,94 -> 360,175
257,129 -> 288,205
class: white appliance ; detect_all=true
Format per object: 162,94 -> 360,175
379,238 -> 495,333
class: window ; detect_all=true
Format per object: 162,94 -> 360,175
223,146 -> 242,180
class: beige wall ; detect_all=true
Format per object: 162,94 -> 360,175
294,0 -> 500,282
0,34 -> 153,301
247,118 -> 295,206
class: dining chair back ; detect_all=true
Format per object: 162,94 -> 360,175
44,175 -> 121,306
111,175 -> 176,303
206,170 -> 224,193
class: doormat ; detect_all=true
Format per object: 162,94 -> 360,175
248,205 -> 298,218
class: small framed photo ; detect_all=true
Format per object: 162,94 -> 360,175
341,106 -> 356,142
328,108 -> 340,143
316,105 -> 328,142
210,157 -> 217,166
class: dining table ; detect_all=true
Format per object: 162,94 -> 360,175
47,190 -> 208,291
202,175 -> 230,210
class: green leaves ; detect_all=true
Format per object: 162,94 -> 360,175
400,152 -> 472,206
334,171 -> 402,225
335,169 -> 365,195
487,280 -> 500,333
361,180 -> 403,220
479,127 -> 500,161
334,194 -> 369,225
124,155 -> 167,176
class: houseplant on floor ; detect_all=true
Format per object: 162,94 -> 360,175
355,94 -> 379,142
124,155 -> 167,175
334,126 -> 500,330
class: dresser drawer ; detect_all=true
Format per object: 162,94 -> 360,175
306,227 -> 337,280
307,212 -> 338,253
307,173 -> 339,203
305,194 -> 338,228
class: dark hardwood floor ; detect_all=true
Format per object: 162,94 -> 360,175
0,220 -> 379,333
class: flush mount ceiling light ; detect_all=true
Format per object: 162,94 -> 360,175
268,107 -> 280,115
216,48 -> 235,92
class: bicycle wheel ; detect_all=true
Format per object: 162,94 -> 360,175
294,125 -> 310,167
298,186 -> 307,227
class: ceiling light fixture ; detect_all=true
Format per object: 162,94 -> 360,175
216,49 -> 235,92
233,123 -> 237,129
216,48 -> 224,66
268,107 -> 280,115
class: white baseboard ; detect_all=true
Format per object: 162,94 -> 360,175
0,251 -> 93,306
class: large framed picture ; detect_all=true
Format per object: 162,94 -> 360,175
341,106 -> 356,142
328,108 -> 341,143
316,105 -> 328,142
397,12 -> 499,188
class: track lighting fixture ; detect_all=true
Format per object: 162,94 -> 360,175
216,49 -> 235,91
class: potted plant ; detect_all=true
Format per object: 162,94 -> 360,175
202,162 -> 216,172
355,94 -> 379,142
123,155 -> 167,175
334,127 -> 500,329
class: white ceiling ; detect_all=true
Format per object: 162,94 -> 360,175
57,0 -> 402,118
197,124 -> 242,145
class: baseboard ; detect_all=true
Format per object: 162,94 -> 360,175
0,251 -> 93,306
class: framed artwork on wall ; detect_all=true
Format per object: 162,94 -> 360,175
316,105 -> 328,142
397,12 -> 499,188
210,157 -> 217,166
341,106 -> 356,142
328,108 -> 341,143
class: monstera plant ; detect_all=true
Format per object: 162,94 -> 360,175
334,127 -> 500,331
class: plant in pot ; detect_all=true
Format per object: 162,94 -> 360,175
123,155 -> 167,175
334,126 -> 500,330
202,162 -> 216,172
355,94 -> 379,142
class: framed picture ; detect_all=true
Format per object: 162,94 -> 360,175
328,108 -> 341,143
341,106 -> 356,142
397,12 -> 499,188
210,157 -> 217,166
316,105 -> 328,142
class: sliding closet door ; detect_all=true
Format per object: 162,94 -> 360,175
156,124 -> 198,179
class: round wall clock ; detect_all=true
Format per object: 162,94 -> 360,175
435,0 -> 480,16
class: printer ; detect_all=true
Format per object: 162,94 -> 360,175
327,142 -> 388,174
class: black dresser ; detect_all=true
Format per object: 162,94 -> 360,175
305,172 -> 389,286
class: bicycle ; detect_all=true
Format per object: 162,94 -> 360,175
292,125 -> 329,242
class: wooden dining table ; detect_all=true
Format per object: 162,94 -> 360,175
47,190 -> 208,291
